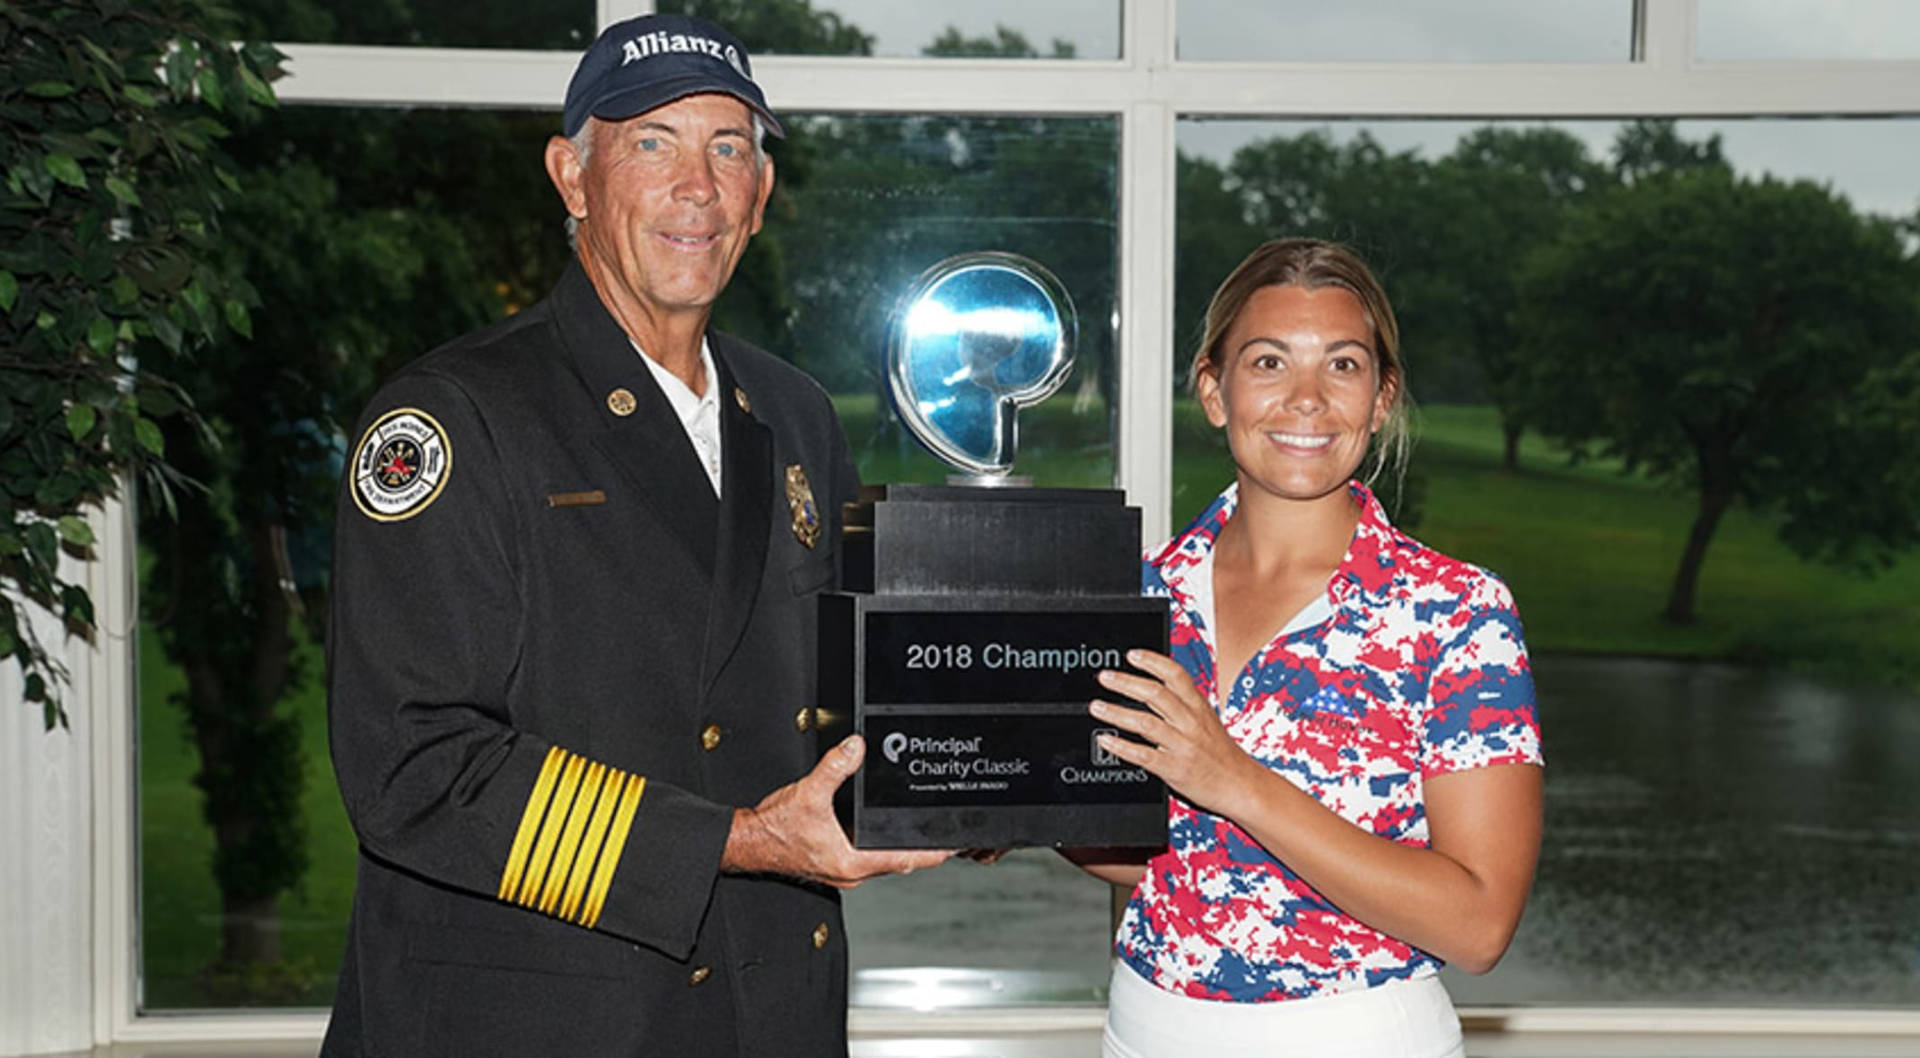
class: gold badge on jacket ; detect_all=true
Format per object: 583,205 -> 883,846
785,464 -> 820,550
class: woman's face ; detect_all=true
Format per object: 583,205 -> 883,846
1198,283 -> 1392,505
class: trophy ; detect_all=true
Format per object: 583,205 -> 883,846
816,253 -> 1169,849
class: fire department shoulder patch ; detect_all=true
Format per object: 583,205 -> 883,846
351,408 -> 451,522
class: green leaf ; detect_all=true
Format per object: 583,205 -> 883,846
45,154 -> 86,189
14,161 -> 53,202
137,387 -> 181,416
123,84 -> 158,108
66,404 -> 97,441
80,38 -> 122,77
25,673 -> 46,702
25,522 -> 56,570
223,298 -> 252,338
196,66 -> 226,111
25,81 -> 76,98
86,316 -> 115,355
104,176 -> 140,206
182,279 -> 211,321
238,64 -> 275,107
0,271 -> 15,313
62,585 -> 95,627
0,623 -> 14,658
149,312 -> 183,352
34,473 -> 81,507
110,274 -> 138,305
57,515 -> 95,547
166,39 -> 197,98
135,416 -> 164,456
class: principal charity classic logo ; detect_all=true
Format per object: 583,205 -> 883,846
1090,728 -> 1121,766
876,732 -> 1027,780
887,252 -> 1077,476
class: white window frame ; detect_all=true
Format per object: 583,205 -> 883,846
76,0 -> 1920,1047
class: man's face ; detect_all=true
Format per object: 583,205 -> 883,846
553,94 -> 773,326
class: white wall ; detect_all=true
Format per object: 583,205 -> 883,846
0,500 -> 131,1056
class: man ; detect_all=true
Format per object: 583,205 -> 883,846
320,14 -> 945,1057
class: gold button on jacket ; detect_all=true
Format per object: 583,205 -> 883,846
794,708 -> 813,733
688,965 -> 712,986
700,724 -> 722,751
811,922 -> 830,949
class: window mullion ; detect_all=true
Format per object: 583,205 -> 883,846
598,0 -> 654,32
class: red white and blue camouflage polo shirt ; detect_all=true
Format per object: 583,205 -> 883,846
1116,479 -> 1544,1002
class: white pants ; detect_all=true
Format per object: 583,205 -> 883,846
1103,961 -> 1465,1058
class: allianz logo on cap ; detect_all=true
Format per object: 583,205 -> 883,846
619,30 -> 749,78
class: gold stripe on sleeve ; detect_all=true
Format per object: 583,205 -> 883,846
515,752 -> 586,907
538,761 -> 608,914
559,767 -> 626,922
579,774 -> 646,929
497,746 -> 566,901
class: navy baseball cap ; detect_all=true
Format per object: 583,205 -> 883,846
562,13 -> 785,140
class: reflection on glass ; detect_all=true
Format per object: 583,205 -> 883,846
843,850 -> 1114,1008
659,0 -> 1120,59
1698,0 -> 1920,61
140,105 -> 565,1011
228,0 -> 593,48
1177,0 -> 1630,62
1173,115 -> 1920,1006
139,105 -> 1119,1010
741,112 -> 1120,490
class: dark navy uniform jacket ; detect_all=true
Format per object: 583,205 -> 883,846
321,261 -> 858,1058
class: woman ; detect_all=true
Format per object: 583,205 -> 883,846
1074,238 -> 1543,1058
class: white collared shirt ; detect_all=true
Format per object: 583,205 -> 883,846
634,338 -> 723,498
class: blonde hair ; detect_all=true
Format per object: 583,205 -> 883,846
1188,238 -> 1412,489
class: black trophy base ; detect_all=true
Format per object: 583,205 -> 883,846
818,593 -> 1169,850
849,796 -> 1167,850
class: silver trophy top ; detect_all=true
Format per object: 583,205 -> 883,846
887,252 -> 1077,479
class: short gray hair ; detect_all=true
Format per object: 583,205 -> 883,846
564,113 -> 769,246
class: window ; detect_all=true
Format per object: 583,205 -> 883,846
1174,114 -> 1920,1006
135,104 -> 1120,1010
232,0 -> 595,48
758,114 -> 1120,490
137,105 -> 567,1010
1697,0 -> 1920,61
1176,0 -> 1632,63
660,0 -> 1123,59
83,0 -> 1920,1045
